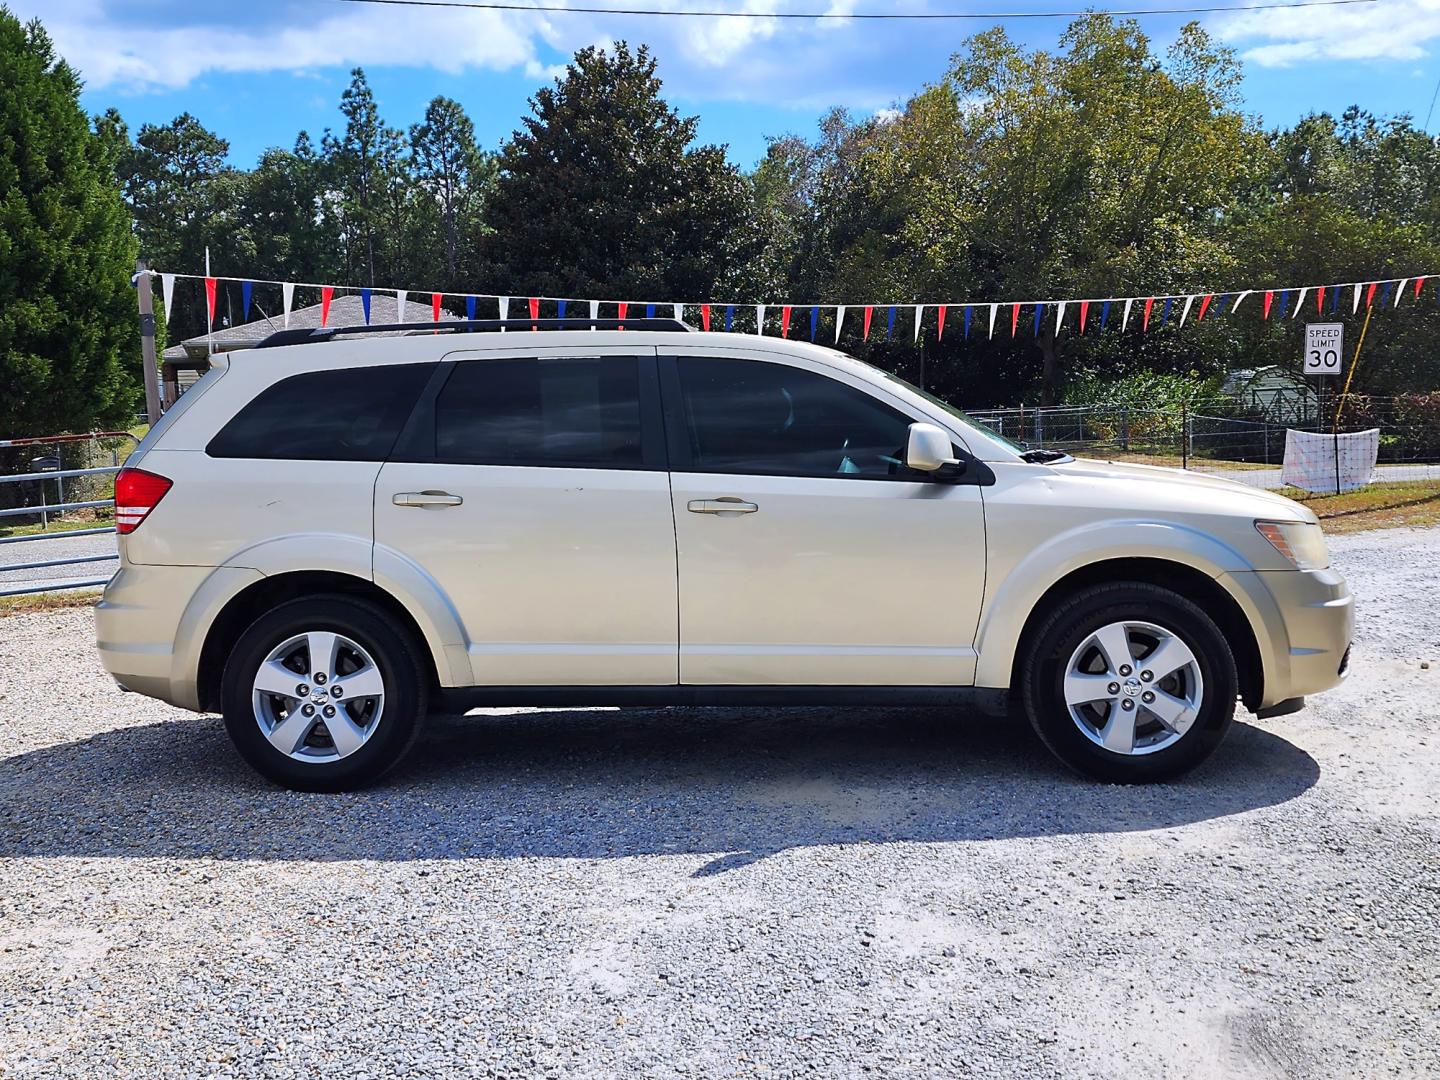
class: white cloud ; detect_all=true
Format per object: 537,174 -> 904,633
1216,0 -> 1440,68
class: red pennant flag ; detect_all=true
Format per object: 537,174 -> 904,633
862,306 -> 873,340
1365,282 -> 1377,309
1316,286 -> 1325,313
528,297 -> 540,320
937,305 -> 947,340
781,305 -> 792,337
320,286 -> 334,327
1262,291 -> 1273,319
700,304 -> 711,331
1078,300 -> 1089,333
1197,294 -> 1213,322
431,292 -> 443,322
1415,277 -> 1427,300
617,301 -> 627,330
1143,297 -> 1154,332
1011,303 -> 1020,337
204,277 -> 217,324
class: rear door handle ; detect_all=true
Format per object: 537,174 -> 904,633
392,491 -> 463,508
687,497 -> 758,515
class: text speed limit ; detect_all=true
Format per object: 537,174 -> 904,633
1304,323 -> 1344,375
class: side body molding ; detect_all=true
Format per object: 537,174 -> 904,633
371,542 -> 472,687
972,518 -> 1274,690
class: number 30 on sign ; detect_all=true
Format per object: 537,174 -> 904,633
1304,323 -> 1344,375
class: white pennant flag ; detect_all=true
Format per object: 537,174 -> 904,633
913,304 -> 923,343
674,303 -> 684,322
1121,298 -> 1134,332
397,290 -> 409,322
1055,301 -> 1068,335
497,296 -> 508,319
1395,279 -> 1408,306
1179,295 -> 1195,327
160,273 -> 176,321
755,304 -> 765,335
1352,284 -> 1362,314
988,303 -> 998,339
835,305 -> 846,343
282,281 -> 294,328
1231,290 -> 1249,314
589,299 -> 599,325
1292,287 -> 1308,316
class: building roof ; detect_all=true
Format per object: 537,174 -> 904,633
171,294 -> 462,360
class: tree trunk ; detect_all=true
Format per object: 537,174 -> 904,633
1039,320 -> 1060,406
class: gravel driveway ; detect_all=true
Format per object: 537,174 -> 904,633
1,528 -> 1436,1078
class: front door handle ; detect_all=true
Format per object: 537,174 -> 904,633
687,497 -> 758,515
392,491 -> 463,508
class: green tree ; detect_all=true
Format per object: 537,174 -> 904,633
482,42 -> 766,301
323,68 -> 407,286
410,95 -> 495,290
0,11 -> 138,437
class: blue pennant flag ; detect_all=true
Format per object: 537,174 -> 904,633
1100,300 -> 1111,330
885,305 -> 896,339
558,300 -> 568,318
725,305 -> 734,332
242,281 -> 253,321
1160,296 -> 1174,328
465,295 -> 476,321
1277,290 -> 1291,319
963,305 -> 972,338
645,303 -> 656,319
1212,294 -> 1228,317
1379,281 -> 1394,308
1033,302 -> 1046,336
361,288 -> 372,324
810,307 -> 819,342
1330,288 -> 1340,313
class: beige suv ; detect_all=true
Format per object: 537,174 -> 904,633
97,317 -> 1353,791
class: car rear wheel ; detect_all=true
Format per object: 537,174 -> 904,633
221,595 -> 427,792
1020,582 -> 1237,783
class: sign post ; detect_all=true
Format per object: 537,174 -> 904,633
1303,322 -> 1344,495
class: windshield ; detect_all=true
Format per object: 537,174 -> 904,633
873,368 -> 1030,453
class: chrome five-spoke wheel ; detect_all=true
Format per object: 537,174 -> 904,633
1063,619 -> 1204,756
252,630 -> 386,762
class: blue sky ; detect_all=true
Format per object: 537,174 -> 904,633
12,0 -> 1440,169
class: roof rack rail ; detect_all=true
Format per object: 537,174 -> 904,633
253,317 -> 692,350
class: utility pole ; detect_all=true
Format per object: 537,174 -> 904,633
134,260 -> 162,425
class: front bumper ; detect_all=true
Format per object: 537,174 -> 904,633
1227,566 -> 1353,709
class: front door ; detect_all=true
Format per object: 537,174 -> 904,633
662,350 -> 987,686
374,347 -> 677,686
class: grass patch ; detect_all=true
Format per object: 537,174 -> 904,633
0,507 -> 114,540
1282,480 -> 1440,534
0,588 -> 101,616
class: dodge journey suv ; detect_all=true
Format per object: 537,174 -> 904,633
98,317 -> 1353,791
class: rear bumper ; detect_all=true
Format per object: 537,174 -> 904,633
96,563 -> 262,711
1227,566 -> 1353,710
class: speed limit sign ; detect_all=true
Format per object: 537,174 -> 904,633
1304,323 -> 1344,375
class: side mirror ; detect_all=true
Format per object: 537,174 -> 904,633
905,423 -> 960,472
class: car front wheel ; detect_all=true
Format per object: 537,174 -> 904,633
1020,582 -> 1237,783
220,595 -> 428,792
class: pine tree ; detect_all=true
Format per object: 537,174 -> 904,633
0,11 -> 139,437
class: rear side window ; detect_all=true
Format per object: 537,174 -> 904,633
207,363 -> 434,461
674,356 -> 914,479
433,356 -> 644,468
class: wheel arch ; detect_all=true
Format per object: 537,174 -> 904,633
197,571 -> 444,712
1002,557 -> 1266,711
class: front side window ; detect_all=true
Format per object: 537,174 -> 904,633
434,356 -> 644,468
207,363 -> 433,461
674,356 -> 916,479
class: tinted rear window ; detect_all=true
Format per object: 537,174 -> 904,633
207,363 -> 434,461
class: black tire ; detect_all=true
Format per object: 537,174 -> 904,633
1020,582 -> 1237,783
221,595 -> 428,792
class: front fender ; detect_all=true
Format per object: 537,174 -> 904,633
972,519 -> 1258,689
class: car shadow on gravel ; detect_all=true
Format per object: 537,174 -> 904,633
0,706 -> 1319,872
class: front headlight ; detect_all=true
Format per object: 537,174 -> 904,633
1255,520 -> 1330,571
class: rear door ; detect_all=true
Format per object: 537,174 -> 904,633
662,349 -> 987,686
374,346 -> 678,686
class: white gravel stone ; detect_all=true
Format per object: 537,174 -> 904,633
0,526 -> 1437,1078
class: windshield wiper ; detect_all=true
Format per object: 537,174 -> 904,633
1019,448 -> 1070,464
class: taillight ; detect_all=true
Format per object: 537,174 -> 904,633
114,467 -> 173,535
